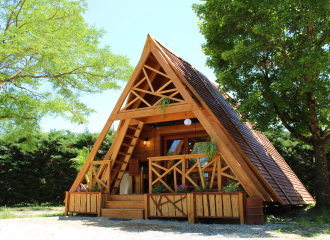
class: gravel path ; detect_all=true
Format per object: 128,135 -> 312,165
0,216 -> 329,239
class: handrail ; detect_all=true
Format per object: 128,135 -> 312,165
148,153 -> 206,161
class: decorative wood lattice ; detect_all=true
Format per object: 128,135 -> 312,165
121,64 -> 186,112
148,154 -> 241,193
148,193 -> 188,217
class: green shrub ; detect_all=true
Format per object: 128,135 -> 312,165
221,180 -> 242,193
151,183 -> 168,193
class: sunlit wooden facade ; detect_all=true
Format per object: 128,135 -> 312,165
65,35 -> 314,223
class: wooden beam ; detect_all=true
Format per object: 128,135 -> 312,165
131,90 -> 151,107
110,103 -> 196,120
110,42 -> 151,116
130,63 -> 161,110
142,67 -> 155,92
144,111 -> 195,123
144,64 -> 169,78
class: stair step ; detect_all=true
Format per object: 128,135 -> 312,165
128,126 -> 141,131
112,169 -> 125,172
108,195 -> 144,201
118,151 -> 131,156
101,208 -> 144,219
121,143 -> 134,148
105,201 -> 144,209
125,134 -> 137,139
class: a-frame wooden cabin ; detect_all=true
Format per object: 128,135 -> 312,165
65,35 -> 315,224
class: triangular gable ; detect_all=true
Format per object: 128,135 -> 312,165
151,35 -> 314,205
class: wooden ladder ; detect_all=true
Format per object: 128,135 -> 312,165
108,118 -> 144,195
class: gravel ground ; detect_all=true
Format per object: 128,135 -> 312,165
1,216 -> 329,240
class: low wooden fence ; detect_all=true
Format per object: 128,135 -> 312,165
147,193 -> 189,218
146,192 -> 245,224
194,192 -> 245,224
64,192 -> 104,217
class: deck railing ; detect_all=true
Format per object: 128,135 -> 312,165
148,154 -> 224,193
145,192 -> 245,224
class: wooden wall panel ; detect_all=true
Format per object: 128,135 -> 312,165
132,123 -> 205,161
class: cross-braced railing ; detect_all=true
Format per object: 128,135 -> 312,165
148,154 -> 241,193
88,160 -> 112,193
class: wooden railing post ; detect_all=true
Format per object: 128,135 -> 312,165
238,192 -> 244,224
182,156 -> 186,186
89,163 -> 93,191
65,192 -> 69,216
217,154 -> 221,192
97,192 -> 102,217
149,159 -> 152,193
144,194 -> 149,219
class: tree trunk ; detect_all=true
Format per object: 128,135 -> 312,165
312,139 -> 330,208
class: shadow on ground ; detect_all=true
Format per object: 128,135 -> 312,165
57,216 -> 285,238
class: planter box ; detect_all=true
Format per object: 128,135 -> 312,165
146,192 -> 245,224
64,192 -> 104,217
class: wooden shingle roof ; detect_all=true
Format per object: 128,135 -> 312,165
153,37 -> 314,205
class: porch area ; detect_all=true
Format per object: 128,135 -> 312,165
65,153 -> 253,224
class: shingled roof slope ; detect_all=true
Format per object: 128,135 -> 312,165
155,39 -> 314,205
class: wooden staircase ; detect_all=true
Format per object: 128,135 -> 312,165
101,195 -> 145,219
107,118 -> 144,195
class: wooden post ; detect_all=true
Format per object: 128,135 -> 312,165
217,155 -> 221,192
107,162 -> 111,194
65,192 -> 69,216
89,163 -> 93,191
149,160 -> 152,193
97,192 -> 102,217
238,192 -> 244,224
187,193 -> 195,223
144,194 -> 149,219
182,156 -> 186,186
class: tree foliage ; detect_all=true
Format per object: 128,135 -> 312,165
0,0 -> 133,150
193,0 -> 330,207
265,128 -> 330,198
0,129 -> 114,206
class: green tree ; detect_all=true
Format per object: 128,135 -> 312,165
0,129 -> 114,205
193,0 -> 330,207
0,0 -> 133,151
265,128 -> 330,198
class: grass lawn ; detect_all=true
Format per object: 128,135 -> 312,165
0,204 -> 65,219
264,205 -> 330,238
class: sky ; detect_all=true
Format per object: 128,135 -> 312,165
40,0 -> 216,134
